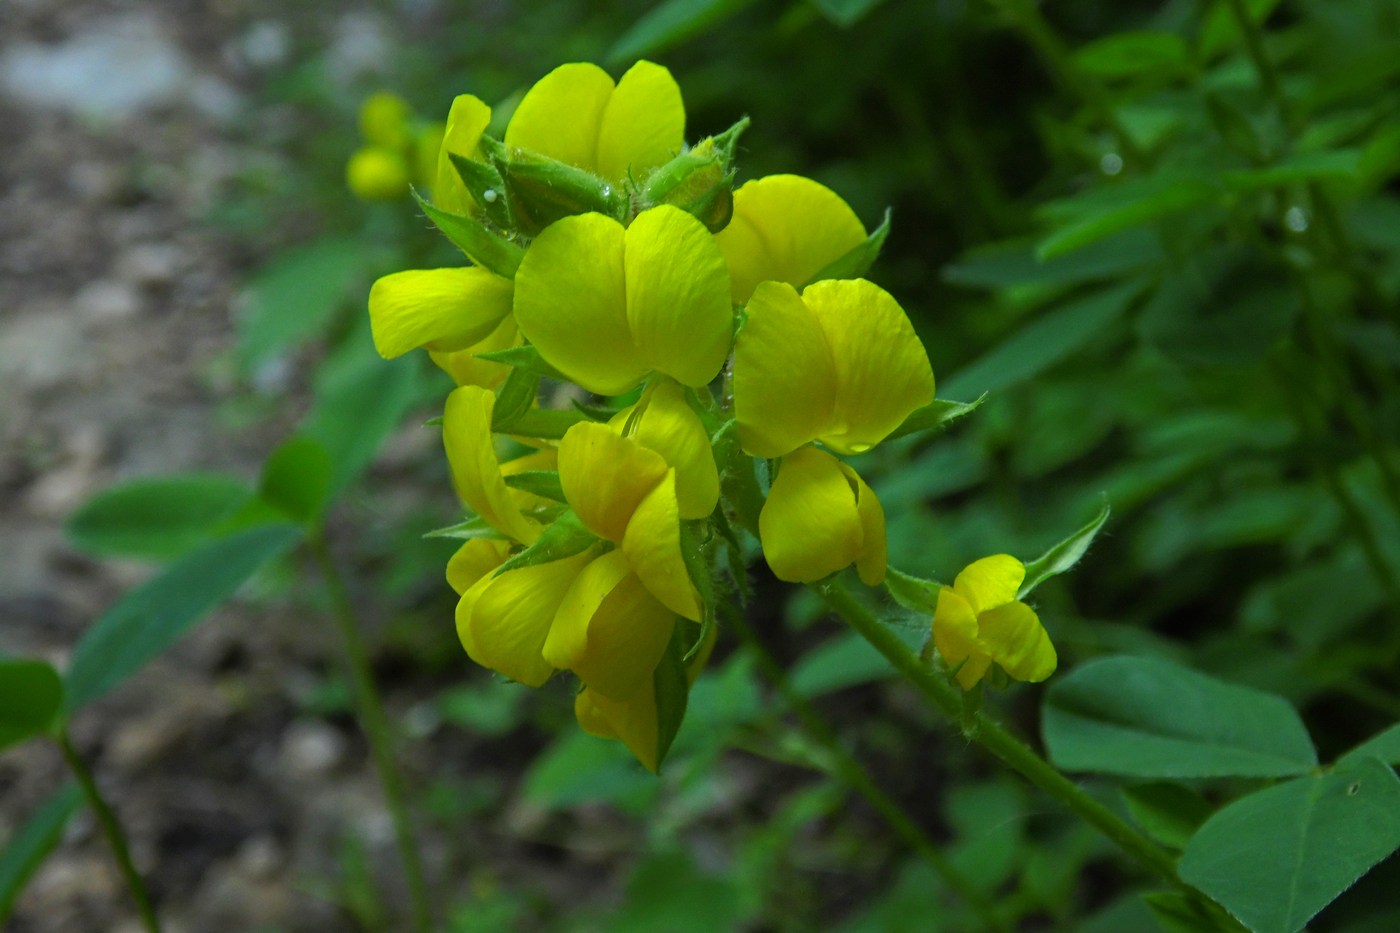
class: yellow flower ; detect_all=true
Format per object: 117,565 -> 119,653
359,91 -> 412,149
556,382 -> 716,620
931,555 -> 1057,690
367,267 -> 514,362
733,278 -> 933,458
433,93 -> 493,216
759,445 -> 886,586
442,385 -> 557,545
427,315 -> 519,391
513,206 -> 733,396
714,174 -> 868,305
346,147 -> 410,201
505,61 -> 684,185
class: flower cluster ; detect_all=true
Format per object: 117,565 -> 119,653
367,61 -> 1044,769
346,92 -> 445,202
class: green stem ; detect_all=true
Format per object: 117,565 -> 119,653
814,580 -> 1183,886
725,605 -> 1010,932
309,535 -> 432,933
58,730 -> 161,933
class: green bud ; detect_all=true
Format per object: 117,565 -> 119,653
639,117 -> 750,232
479,136 -> 628,235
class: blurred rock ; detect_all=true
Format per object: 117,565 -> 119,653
278,720 -> 347,778
76,279 -> 141,322
0,307 -> 85,391
116,243 -> 183,287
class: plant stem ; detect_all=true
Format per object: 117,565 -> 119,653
725,604 -> 1011,932
309,535 -> 432,933
57,730 -> 161,933
814,579 -> 1185,887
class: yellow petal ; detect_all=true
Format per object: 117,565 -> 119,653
838,462 -> 887,587
953,554 -> 1025,616
429,316 -> 519,391
559,422 -> 670,542
623,469 -> 702,620
513,212 -> 645,395
733,281 -> 838,458
434,94 -> 492,215
623,206 -> 734,389
445,539 -> 511,596
979,601 -> 1057,684
456,551 -> 592,687
758,446 -> 863,583
368,267 -> 514,359
546,551 -> 676,701
505,63 -> 615,174
575,684 -> 661,773
803,279 -> 934,455
714,174 -> 867,304
931,586 -> 993,690
443,386 -> 541,544
615,382 -> 719,519
595,60 -> 684,183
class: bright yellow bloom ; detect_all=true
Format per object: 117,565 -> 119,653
359,91 -> 412,149
714,174 -> 867,305
759,445 -> 887,586
513,206 -> 733,396
505,61 -> 684,184
368,267 -> 514,361
427,316 -> 519,391
433,93 -> 493,216
442,385 -> 556,545
734,278 -> 933,458
931,555 -> 1057,690
556,383 -> 716,620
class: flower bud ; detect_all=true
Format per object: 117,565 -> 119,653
346,147 -> 410,201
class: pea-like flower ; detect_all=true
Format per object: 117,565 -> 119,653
714,174 -> 868,305
513,206 -> 733,396
931,555 -> 1057,690
759,445 -> 887,586
368,267 -> 514,364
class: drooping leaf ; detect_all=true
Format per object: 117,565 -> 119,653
1179,757 -> 1400,933
65,473 -> 253,561
63,523 -> 303,712
1043,655 -> 1317,778
0,784 -> 84,923
0,659 -> 62,751
1019,499 -> 1110,597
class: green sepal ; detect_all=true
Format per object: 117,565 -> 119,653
651,622 -> 691,774
886,393 -> 987,442
491,367 -> 539,431
807,208 -> 891,284
679,519 -> 715,622
487,137 -> 629,235
475,344 -> 569,381
423,415 -> 444,427
447,151 -> 514,228
639,151 -> 735,232
502,470 -> 566,503
502,408 -> 590,440
712,420 -> 764,537
494,510 -> 599,575
0,659 -> 64,752
1019,498 -> 1110,597
413,189 -> 524,278
422,515 -> 504,540
884,566 -> 944,616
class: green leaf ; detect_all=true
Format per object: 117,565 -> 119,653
237,235 -> 364,367
413,190 -> 523,278
1019,499 -> 1110,597
1179,758 -> 1400,933
790,632 -> 895,697
809,209 -> 891,284
1043,655 -> 1318,779
886,394 -> 986,442
495,511 -> 598,574
652,626 -> 690,773
815,0 -> 887,26
523,731 -> 656,809
0,784 -> 83,922
1222,149 -> 1362,192
491,367 -> 540,431
942,281 -> 1143,398
943,228 -> 1163,290
474,344 -> 568,380
1338,724 -> 1400,769
63,523 -> 303,712
258,436 -> 333,524
501,470 -> 566,503
500,407 -> 590,440
884,567 -> 943,616
447,152 -> 512,228
606,0 -> 758,64
1074,31 -> 1190,79
1037,176 -> 1217,260
0,659 -> 62,751
1142,891 -> 1242,933
1121,782 -> 1216,849
1199,0 -> 1283,60
65,473 -> 253,561
422,516 -> 503,541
